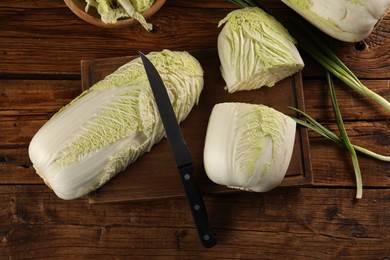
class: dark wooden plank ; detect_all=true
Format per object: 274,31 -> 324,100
0,1 -> 388,78
309,140 -> 390,188
1,78 -> 387,122
0,4 -> 227,75
0,79 -> 81,118
1,185 -> 389,258
303,79 -> 390,122
0,148 -> 40,184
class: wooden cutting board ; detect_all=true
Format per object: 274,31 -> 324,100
83,50 -> 313,204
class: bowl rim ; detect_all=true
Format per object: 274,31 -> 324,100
64,0 -> 166,28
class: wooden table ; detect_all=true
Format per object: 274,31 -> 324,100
1,1 -> 389,258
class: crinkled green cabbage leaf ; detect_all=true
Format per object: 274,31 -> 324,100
85,0 -> 154,31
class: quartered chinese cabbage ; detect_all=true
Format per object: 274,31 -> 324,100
217,7 -> 304,93
29,50 -> 204,200
203,103 -> 296,192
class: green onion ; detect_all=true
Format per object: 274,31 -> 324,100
327,72 -> 362,199
290,74 -> 364,199
290,73 -> 390,198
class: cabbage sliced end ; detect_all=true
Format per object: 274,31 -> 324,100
203,103 -> 296,193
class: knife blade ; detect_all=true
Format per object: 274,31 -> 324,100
140,52 -> 217,248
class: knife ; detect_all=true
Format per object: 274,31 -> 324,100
140,52 -> 217,248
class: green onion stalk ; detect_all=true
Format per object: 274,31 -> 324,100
288,107 -> 390,163
326,72 -> 362,199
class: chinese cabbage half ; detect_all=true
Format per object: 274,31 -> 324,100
28,50 -> 204,200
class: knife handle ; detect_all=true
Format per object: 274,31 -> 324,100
179,163 -> 217,248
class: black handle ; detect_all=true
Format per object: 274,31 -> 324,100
178,163 -> 217,248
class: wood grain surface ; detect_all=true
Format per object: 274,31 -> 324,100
0,0 -> 389,258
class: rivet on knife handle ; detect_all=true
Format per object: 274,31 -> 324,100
179,163 -> 217,248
